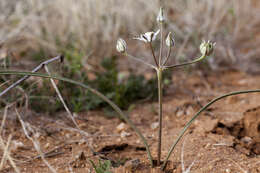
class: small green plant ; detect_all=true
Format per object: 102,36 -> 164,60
89,159 -> 112,173
116,7 -> 215,166
61,56 -> 170,112
84,57 -> 170,111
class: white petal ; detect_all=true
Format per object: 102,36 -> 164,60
134,30 -> 160,43
133,36 -> 147,42
152,30 -> 160,41
144,32 -> 153,42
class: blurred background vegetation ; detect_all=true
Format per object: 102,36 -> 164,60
0,0 -> 259,114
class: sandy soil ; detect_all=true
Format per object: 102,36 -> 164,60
0,70 -> 260,173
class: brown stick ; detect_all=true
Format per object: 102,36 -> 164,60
0,55 -> 63,97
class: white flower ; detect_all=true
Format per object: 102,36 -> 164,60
165,32 -> 175,47
157,7 -> 165,23
200,40 -> 215,56
134,30 -> 160,43
116,38 -> 127,53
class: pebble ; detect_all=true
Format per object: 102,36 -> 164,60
116,123 -> 126,132
225,168 -> 231,173
120,131 -> 131,138
241,136 -> 253,144
176,110 -> 184,117
11,140 -> 24,151
186,106 -> 194,115
150,122 -> 159,130
65,133 -> 71,139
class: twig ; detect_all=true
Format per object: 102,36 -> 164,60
44,65 -> 79,129
0,135 -> 20,172
15,108 -> 57,173
0,55 -> 63,97
0,105 -> 9,134
0,134 -> 12,169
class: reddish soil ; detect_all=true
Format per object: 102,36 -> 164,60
1,70 -> 260,173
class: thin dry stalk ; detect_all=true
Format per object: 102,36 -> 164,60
0,105 -> 9,134
0,135 -> 20,173
15,108 -> 57,173
0,134 -> 12,169
44,65 -> 79,128
0,55 -> 63,97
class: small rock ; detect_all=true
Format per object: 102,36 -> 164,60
225,168 -> 231,173
241,136 -> 253,144
176,110 -> 184,117
65,133 -> 71,138
120,131 -> 131,138
11,140 -> 24,151
116,123 -> 126,132
73,113 -> 78,118
150,122 -> 159,130
186,106 -> 194,115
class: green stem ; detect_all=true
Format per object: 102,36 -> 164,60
125,53 -> 157,70
159,23 -> 163,66
161,89 -> 260,170
0,71 -> 154,167
157,68 -> 163,165
149,43 -> 159,68
163,54 -> 206,70
162,47 -> 171,66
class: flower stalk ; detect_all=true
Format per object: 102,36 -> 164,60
157,68 -> 163,165
116,6 -> 215,168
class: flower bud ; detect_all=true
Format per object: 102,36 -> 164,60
165,32 -> 175,47
200,40 -> 215,56
116,38 -> 127,53
157,7 -> 165,23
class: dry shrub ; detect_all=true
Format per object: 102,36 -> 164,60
0,0 -> 259,71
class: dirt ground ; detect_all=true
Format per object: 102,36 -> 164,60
1,70 -> 260,173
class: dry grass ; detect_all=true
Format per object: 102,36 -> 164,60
0,0 -> 259,69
